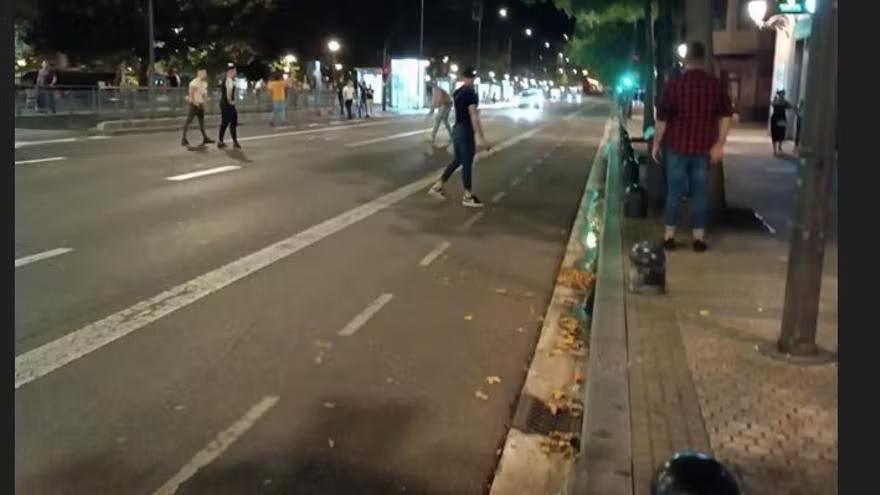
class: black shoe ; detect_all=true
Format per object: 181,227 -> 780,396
181,137 -> 189,147
217,142 -> 227,149
693,240 -> 708,253
233,142 -> 242,150
663,238 -> 678,251
202,137 -> 215,145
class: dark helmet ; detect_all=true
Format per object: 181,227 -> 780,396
651,451 -> 743,495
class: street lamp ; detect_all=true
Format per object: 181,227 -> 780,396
334,63 -> 343,71
676,43 -> 688,59
442,55 -> 449,64
488,70 -> 496,79
327,40 -> 341,53
544,41 -> 550,49
284,54 -> 297,64
498,7 -> 508,18
524,27 -> 532,37
450,63 -> 459,73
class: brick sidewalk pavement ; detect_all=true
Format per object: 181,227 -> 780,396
621,123 -> 838,495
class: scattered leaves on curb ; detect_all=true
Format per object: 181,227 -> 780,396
323,402 -> 336,409
574,369 -> 585,385
557,268 -> 596,293
539,431 -> 581,458
486,376 -> 502,385
699,309 -> 710,317
464,314 -> 474,321
474,390 -> 490,401
494,288 -> 508,295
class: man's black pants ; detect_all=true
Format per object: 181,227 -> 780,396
219,105 -> 239,143
182,104 -> 208,140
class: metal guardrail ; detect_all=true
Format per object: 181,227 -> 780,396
14,86 -> 339,120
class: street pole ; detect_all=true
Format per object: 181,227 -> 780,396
419,0 -> 424,63
508,36 -> 513,76
474,1 -> 484,73
147,0 -> 155,88
643,0 -> 655,133
778,0 -> 838,356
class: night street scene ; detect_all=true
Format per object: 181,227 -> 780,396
14,0 -> 837,494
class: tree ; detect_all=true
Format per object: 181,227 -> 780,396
526,0 -> 647,83
15,0 -> 278,82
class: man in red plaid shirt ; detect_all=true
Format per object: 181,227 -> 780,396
652,41 -> 734,253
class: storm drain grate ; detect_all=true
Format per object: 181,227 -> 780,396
512,394 -> 582,436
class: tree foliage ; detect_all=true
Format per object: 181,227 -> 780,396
526,0 -> 649,82
15,0 -> 277,79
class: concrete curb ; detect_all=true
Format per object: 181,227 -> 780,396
489,114 -> 616,495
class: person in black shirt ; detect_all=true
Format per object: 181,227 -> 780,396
428,67 -> 492,208
218,64 -> 242,150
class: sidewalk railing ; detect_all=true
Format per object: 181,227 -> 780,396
14,85 -> 339,121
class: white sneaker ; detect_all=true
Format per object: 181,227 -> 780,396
462,193 -> 484,208
428,184 -> 447,200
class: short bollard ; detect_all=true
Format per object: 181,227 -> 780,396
651,450 -> 742,495
628,241 -> 666,294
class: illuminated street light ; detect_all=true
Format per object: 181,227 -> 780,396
558,52 -> 564,59
572,68 -> 578,74
565,57 -> 570,63
498,7 -> 508,18
17,58 -> 27,67
582,69 -> 589,76
747,0 -> 768,25
544,41 -> 550,49
558,67 -> 564,74
524,27 -> 533,37
450,63 -> 459,73
442,55 -> 449,64
327,39 -> 341,53
488,71 -> 496,78
334,63 -> 343,71
677,43 -> 688,59
563,33 -> 569,41
284,54 -> 297,64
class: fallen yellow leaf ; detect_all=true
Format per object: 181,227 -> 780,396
328,438 -> 335,448
699,309 -> 710,317
323,402 -> 336,409
486,376 -> 502,385
474,390 -> 490,401
464,314 -> 474,321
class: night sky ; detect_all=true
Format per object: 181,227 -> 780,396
261,0 -> 574,72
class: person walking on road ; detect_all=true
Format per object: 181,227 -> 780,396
36,60 -> 57,114
267,72 -> 287,127
427,81 -> 454,147
181,69 -> 214,147
218,64 -> 242,150
770,89 -> 793,155
651,42 -> 733,253
428,67 -> 492,208
342,81 -> 355,120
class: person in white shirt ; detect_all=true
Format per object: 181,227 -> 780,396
181,69 -> 214,147
342,81 -> 355,120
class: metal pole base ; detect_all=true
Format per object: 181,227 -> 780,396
755,341 -> 837,366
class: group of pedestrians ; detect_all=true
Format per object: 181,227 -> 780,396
180,64 -> 242,150
337,81 -> 374,120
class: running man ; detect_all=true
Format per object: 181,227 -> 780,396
181,69 -> 214,147
218,64 -> 242,150
428,67 -> 492,208
427,80 -> 453,147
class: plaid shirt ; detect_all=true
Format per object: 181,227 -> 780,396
657,69 -> 733,155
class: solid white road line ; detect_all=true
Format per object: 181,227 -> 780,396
15,136 -> 110,149
237,120 -> 394,143
462,212 -> 485,230
150,396 -> 279,495
345,128 -> 432,148
166,165 -> 242,182
15,248 -> 73,268
419,241 -> 452,267
15,157 -> 67,166
491,191 -> 506,203
14,125 -> 546,389
753,212 -> 778,235
338,293 -> 394,337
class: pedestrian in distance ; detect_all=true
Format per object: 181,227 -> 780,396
428,67 -> 492,208
770,89 -> 794,155
343,81 -> 355,120
651,41 -> 733,253
218,63 -> 242,150
181,69 -> 215,147
366,85 -> 375,117
426,80 -> 454,148
36,60 -> 57,114
267,72 -> 287,127
358,81 -> 369,118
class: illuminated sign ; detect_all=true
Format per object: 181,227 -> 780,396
776,0 -> 816,14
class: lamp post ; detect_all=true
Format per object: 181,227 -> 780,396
328,39 -> 341,84
419,0 -> 425,64
524,27 -> 534,76
499,7 -> 513,79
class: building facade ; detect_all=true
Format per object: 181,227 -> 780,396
711,0 -> 776,122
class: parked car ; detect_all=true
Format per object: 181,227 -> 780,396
516,89 -> 544,109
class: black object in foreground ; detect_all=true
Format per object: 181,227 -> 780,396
651,451 -> 742,495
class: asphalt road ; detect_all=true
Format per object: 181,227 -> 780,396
15,99 -> 611,494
